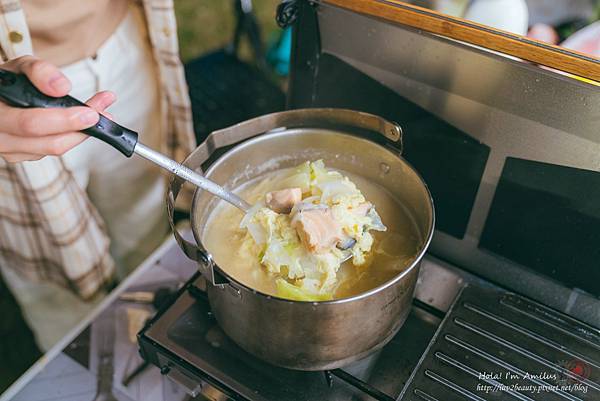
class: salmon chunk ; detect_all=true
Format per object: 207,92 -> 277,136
265,188 -> 302,214
292,208 -> 342,254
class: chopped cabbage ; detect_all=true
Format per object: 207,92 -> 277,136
276,279 -> 333,301
240,160 -> 387,300
278,161 -> 311,193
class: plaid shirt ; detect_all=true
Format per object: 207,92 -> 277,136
0,0 -> 195,299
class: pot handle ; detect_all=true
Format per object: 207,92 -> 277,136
209,108 -> 402,150
166,167 -> 227,286
167,108 -> 402,285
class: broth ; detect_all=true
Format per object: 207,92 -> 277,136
202,167 -> 421,299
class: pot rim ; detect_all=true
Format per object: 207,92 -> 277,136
191,129 -> 435,305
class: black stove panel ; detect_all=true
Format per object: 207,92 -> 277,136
480,158 -> 600,296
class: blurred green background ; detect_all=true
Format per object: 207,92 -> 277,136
175,0 -> 282,62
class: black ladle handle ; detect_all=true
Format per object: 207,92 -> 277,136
0,69 -> 138,157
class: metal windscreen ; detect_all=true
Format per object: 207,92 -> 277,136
287,1 -> 600,314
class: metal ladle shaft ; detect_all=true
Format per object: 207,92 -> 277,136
134,143 -> 251,212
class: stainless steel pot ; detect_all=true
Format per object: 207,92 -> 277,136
167,108 -> 434,371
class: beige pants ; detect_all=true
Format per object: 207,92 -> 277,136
1,5 -> 169,350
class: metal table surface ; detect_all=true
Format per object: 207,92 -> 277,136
0,236 -> 198,401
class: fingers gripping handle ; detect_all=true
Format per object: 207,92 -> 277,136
0,69 -> 138,157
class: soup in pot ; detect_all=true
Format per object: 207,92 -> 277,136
202,161 -> 422,300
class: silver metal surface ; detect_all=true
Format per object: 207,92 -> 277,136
317,4 -> 600,326
189,128 -> 434,370
415,257 -> 466,313
207,267 -> 419,371
318,5 -> 599,143
208,107 -> 402,145
134,142 -> 251,212
157,354 -> 202,397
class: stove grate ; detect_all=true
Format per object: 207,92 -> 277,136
399,285 -> 600,401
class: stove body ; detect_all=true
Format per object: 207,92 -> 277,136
139,1 -> 600,400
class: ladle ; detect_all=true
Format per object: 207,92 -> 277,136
0,70 -> 358,256
0,69 -> 252,212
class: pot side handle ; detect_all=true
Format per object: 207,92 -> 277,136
167,108 -> 402,285
166,180 -> 227,286
209,108 -> 403,152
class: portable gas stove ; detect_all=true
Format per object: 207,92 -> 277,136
138,255 -> 450,401
140,1 -> 599,400
138,255 -> 599,401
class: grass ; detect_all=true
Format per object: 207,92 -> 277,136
174,0 -> 282,62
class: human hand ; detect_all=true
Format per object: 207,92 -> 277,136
0,56 -> 116,162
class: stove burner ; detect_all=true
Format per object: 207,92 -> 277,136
138,273 -> 440,401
